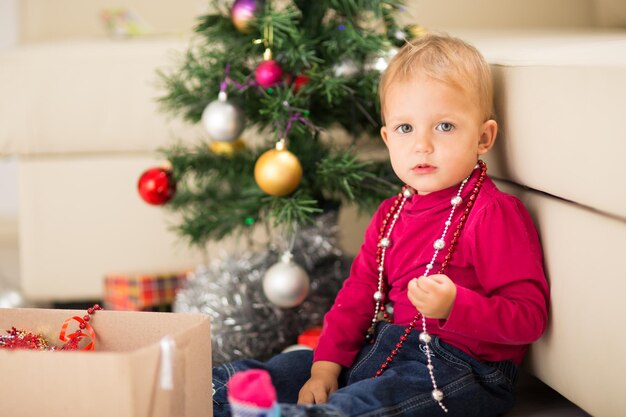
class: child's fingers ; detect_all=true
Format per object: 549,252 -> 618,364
415,276 -> 438,292
313,389 -> 329,404
428,274 -> 451,285
298,389 -> 314,404
408,278 -> 431,306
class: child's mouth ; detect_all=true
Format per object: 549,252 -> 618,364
412,164 -> 436,173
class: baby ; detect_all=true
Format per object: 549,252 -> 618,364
213,33 -> 550,417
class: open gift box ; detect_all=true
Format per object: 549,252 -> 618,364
0,308 -> 212,417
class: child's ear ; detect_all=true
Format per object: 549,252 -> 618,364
477,119 -> 497,155
380,125 -> 390,146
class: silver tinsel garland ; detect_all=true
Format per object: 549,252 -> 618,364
174,212 -> 352,365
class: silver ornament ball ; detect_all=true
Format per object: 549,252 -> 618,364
333,58 -> 359,77
201,93 -> 245,142
262,257 -> 310,308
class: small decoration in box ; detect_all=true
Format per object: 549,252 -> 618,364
0,304 -> 101,351
104,272 -> 188,311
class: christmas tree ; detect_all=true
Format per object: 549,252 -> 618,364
139,0 -> 425,362
153,0 -> 418,247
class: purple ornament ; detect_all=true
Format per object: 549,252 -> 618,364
231,0 -> 262,33
255,60 -> 283,89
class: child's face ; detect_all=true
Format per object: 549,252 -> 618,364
380,74 -> 496,195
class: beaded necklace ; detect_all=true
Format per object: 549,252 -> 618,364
367,160 -> 487,413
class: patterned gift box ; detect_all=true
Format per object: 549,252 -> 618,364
104,271 -> 188,311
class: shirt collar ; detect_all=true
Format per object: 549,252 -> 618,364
403,169 -> 482,212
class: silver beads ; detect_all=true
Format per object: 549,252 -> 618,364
419,332 -> 432,344
403,187 -> 415,198
432,389 -> 444,402
433,239 -> 445,250
385,303 -> 394,314
373,290 -> 383,301
451,196 -> 463,206
378,237 -> 390,248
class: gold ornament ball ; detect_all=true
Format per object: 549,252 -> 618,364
254,148 -> 303,196
407,24 -> 428,39
209,138 -> 246,156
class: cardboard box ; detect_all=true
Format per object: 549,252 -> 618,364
0,308 -> 212,417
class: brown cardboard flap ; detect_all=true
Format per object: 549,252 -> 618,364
0,308 -> 211,417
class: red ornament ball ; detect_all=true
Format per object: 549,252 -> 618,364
255,60 -> 283,89
137,167 -> 176,205
293,74 -> 310,94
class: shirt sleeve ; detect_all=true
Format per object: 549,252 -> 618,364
439,194 -> 550,345
313,200 -> 391,367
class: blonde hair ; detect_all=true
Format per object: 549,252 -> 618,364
379,33 -> 494,124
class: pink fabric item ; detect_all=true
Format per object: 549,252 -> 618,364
314,173 -> 550,368
227,369 -> 277,409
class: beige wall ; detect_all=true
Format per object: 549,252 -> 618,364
594,0 -> 626,27
0,0 -> 19,47
403,0 -> 595,30
20,0 -> 626,43
19,0 -> 207,42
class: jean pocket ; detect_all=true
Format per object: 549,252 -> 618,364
346,322 -> 396,383
429,338 -> 516,386
428,336 -> 475,373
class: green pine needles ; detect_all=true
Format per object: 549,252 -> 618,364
158,0 -> 409,247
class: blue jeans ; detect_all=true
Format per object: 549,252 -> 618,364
213,323 -> 517,417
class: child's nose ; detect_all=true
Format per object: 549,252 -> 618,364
412,134 -> 434,153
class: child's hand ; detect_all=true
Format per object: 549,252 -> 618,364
297,361 -> 341,404
407,274 -> 457,319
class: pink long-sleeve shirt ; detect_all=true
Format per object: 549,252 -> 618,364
314,174 -> 549,367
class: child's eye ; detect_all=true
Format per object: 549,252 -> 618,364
435,122 -> 455,132
395,124 -> 413,134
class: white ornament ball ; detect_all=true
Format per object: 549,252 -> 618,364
0,288 -> 25,308
201,93 -> 245,142
365,47 -> 399,73
333,58 -> 359,77
263,257 -> 310,308
282,344 -> 313,353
